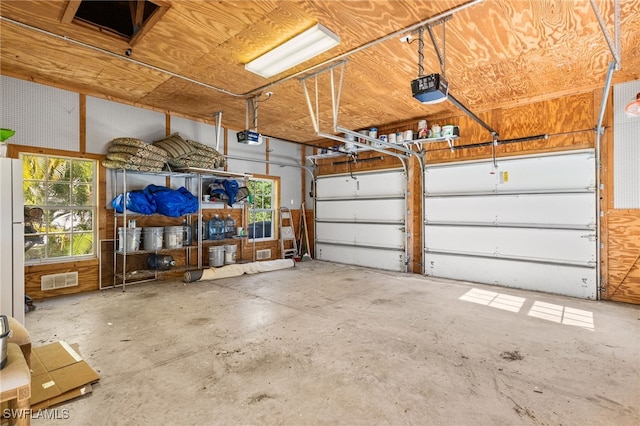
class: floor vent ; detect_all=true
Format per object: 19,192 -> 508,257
41,272 -> 79,290
256,249 -> 271,260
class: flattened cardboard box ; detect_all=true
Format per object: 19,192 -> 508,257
30,341 -> 100,409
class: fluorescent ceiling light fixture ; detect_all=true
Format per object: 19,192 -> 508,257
245,24 -> 340,78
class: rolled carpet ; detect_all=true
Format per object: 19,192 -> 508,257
183,259 -> 295,283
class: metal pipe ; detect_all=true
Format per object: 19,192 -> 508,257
336,126 -> 415,157
331,156 -> 384,165
213,111 -> 223,151
0,16 -> 245,98
245,0 -> 484,96
447,93 -> 499,137
2,0 -> 484,100
224,154 -> 315,179
589,0 -> 621,68
594,61 -> 617,299
318,131 -> 410,161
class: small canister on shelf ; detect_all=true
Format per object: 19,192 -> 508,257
418,120 -> 428,139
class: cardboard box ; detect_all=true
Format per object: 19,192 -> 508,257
30,341 -> 99,409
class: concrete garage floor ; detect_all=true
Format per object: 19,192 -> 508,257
26,261 -> 639,426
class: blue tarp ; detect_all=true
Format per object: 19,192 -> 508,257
112,185 -> 198,216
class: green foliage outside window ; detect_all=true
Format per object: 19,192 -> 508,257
247,178 -> 274,240
22,154 -> 96,262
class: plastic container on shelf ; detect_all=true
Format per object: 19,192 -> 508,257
182,219 -> 192,246
164,226 -> 183,249
147,254 -> 175,271
224,244 -> 237,264
224,214 -> 236,239
142,227 -> 164,251
208,214 -> 225,241
193,220 -> 209,241
208,246 -> 224,267
118,227 -> 142,252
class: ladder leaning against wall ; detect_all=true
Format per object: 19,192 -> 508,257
279,207 -> 298,259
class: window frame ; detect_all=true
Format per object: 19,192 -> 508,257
20,152 -> 98,265
247,176 -> 277,242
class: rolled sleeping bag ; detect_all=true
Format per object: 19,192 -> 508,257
183,269 -> 204,283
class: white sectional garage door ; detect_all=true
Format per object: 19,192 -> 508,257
424,150 -> 597,299
316,169 -> 407,271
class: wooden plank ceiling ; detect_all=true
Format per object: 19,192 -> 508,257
1,0 -> 639,144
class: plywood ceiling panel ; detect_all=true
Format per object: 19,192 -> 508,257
1,0 -> 639,144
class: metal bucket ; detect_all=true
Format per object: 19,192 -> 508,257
0,315 -> 10,370
208,246 -> 225,267
143,227 -> 164,251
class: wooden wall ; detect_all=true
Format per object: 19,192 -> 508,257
599,90 -> 640,304
10,133 -> 288,300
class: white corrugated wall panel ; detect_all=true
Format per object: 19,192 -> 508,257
86,96 -> 165,153
170,116 -> 220,149
1,76 -> 80,151
613,80 -> 640,208
269,138 -> 304,209
226,130 -> 267,175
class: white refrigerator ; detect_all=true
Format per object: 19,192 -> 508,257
0,158 -> 25,324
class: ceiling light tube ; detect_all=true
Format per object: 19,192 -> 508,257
245,23 -> 340,78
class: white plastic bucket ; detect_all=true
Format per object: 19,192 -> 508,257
143,227 -> 164,251
209,246 -> 225,267
224,244 -> 237,265
164,226 -> 183,249
118,227 -> 142,252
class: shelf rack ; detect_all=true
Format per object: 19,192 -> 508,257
306,135 -> 460,163
102,167 -> 250,291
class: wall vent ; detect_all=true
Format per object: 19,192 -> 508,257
41,272 -> 79,291
256,249 -> 271,260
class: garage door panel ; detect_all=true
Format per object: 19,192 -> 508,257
316,170 -> 407,272
423,150 -> 597,299
317,243 -> 404,271
354,171 -> 405,197
425,226 -> 595,265
317,222 -> 404,249
424,253 -> 596,299
425,193 -> 595,227
426,151 -> 595,195
495,153 -> 595,192
317,199 -> 404,221
316,175 -> 357,198
426,163 -> 497,194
